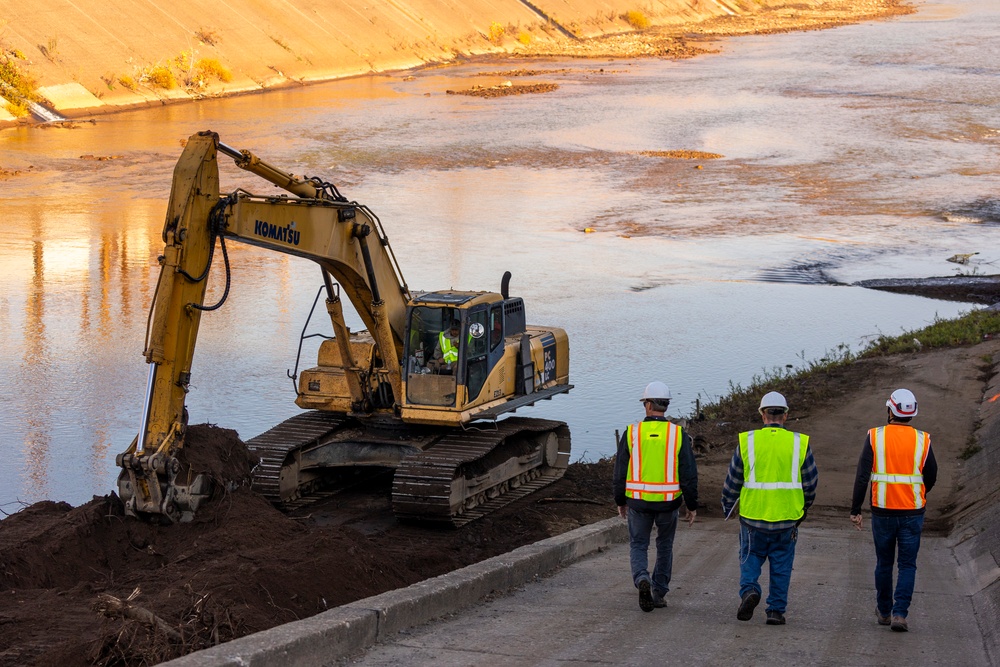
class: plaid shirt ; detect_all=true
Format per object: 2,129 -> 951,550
721,425 -> 818,531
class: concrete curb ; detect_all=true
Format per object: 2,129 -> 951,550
159,517 -> 627,666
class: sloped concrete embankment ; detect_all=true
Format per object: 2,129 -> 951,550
0,0 -> 759,125
949,358 -> 1000,664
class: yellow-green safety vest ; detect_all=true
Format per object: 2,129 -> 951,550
738,428 -> 808,522
438,331 -> 458,364
625,421 -> 683,502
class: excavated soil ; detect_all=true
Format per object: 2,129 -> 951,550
0,425 -> 617,667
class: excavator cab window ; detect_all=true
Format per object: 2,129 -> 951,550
405,306 -> 459,407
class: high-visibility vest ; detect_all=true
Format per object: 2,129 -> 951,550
738,428 -> 807,522
438,332 -> 459,364
625,421 -> 684,502
869,424 -> 930,510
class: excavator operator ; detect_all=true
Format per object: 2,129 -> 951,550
429,320 -> 461,374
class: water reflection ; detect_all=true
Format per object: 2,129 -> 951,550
2,0 -> 998,509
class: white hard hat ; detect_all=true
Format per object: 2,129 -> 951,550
887,388 -> 918,418
640,381 -> 671,403
758,391 -> 789,413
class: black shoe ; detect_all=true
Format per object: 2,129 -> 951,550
766,610 -> 786,625
737,591 -> 760,621
638,580 -> 654,612
652,591 -> 667,608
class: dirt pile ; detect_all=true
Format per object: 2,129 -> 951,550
0,425 -> 616,667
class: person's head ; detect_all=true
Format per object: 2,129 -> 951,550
886,388 -> 917,423
449,319 -> 460,336
758,391 -> 789,424
640,381 -> 671,414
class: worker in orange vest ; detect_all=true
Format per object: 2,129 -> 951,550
850,388 -> 937,633
613,381 -> 698,612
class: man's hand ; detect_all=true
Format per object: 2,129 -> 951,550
684,508 -> 697,527
850,513 -> 863,531
618,505 -> 628,520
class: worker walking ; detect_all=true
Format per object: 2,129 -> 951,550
613,381 -> 698,612
850,388 -> 937,632
722,391 -> 818,625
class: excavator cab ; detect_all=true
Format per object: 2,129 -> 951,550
404,295 -> 505,409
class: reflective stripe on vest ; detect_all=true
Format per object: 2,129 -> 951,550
438,331 -> 458,364
738,428 -> 807,522
870,425 -> 929,510
625,421 -> 683,502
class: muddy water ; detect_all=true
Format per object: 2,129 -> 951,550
2,0 -> 999,509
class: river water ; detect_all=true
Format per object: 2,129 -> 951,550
2,0 -> 998,509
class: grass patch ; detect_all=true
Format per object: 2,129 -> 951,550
488,22 -> 506,45
624,10 -> 650,29
959,436 -> 982,460
0,48 -> 39,116
694,308 -> 1000,422
143,64 -> 177,90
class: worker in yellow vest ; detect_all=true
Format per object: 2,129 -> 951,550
429,320 -> 461,374
850,388 -> 937,633
721,391 -> 818,626
613,381 -> 698,612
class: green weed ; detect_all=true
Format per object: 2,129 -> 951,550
488,22 -> 506,45
624,10 -> 650,29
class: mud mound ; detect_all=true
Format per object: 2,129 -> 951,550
0,426 -> 616,666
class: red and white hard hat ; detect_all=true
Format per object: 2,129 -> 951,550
887,388 -> 918,418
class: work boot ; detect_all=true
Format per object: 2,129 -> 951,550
638,579 -> 654,613
737,590 -> 760,621
890,616 -> 908,632
766,610 -> 786,625
652,591 -> 667,609
876,611 -> 891,626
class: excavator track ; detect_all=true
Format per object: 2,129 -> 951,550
247,413 -> 570,524
246,411 -> 347,508
391,417 -> 571,527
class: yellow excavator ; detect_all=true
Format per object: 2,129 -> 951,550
115,131 -> 572,526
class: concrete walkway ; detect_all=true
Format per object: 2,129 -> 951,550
339,519 -> 988,666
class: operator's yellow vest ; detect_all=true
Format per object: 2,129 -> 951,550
438,332 -> 458,363
624,421 -> 683,502
738,428 -> 807,522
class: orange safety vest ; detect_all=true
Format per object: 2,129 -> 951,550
625,421 -> 683,502
869,424 -> 930,510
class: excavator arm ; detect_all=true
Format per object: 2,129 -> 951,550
117,131 -> 411,521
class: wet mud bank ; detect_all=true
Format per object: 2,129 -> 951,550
858,275 -> 1000,306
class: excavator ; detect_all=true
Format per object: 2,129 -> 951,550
115,131 -> 572,526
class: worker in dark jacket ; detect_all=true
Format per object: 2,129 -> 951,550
613,381 -> 698,612
850,388 -> 937,633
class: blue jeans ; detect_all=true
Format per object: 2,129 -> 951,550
739,523 -> 797,613
627,506 -> 678,596
871,513 -> 924,618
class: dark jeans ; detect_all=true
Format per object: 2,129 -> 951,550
739,523 -> 797,613
871,513 -> 924,618
627,506 -> 678,596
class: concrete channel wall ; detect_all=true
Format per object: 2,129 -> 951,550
950,364 -> 1000,664
159,517 -> 628,667
0,0 -> 747,125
